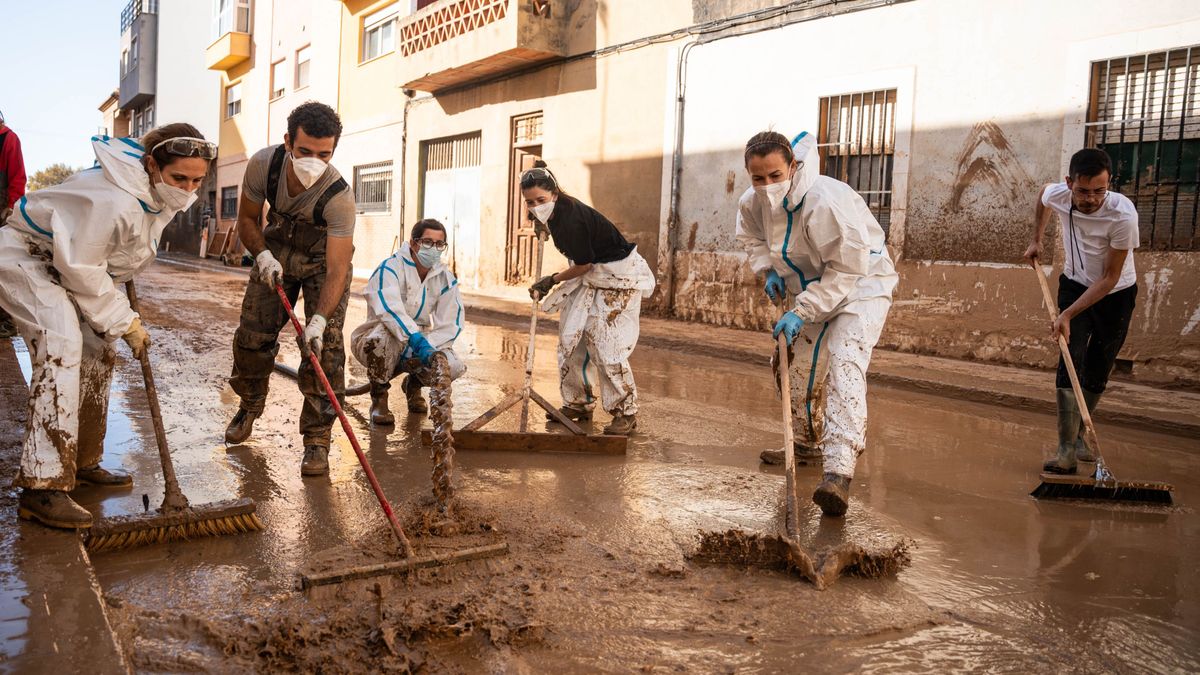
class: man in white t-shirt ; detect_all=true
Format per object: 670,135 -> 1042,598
1024,148 -> 1139,475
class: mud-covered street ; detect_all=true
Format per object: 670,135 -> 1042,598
3,260 -> 1198,672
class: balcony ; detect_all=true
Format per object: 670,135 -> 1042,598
206,31 -> 251,71
397,0 -> 565,93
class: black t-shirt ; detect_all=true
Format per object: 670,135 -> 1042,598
546,196 -> 634,265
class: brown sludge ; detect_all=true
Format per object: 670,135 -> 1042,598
427,352 -> 455,513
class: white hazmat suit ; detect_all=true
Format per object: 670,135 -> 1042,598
735,132 -> 898,479
0,135 -> 186,490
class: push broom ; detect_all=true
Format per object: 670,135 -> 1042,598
1028,260 -> 1173,504
86,281 -> 264,552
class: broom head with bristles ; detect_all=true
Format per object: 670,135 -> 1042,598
86,497 -> 263,553
1031,473 -> 1174,505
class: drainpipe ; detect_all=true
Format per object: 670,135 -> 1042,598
397,90 -> 419,239
662,39 -> 697,315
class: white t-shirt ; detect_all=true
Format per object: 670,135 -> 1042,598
1042,182 -> 1139,292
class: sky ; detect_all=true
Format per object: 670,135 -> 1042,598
6,1 -> 127,176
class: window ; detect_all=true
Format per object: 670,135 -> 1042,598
121,49 -> 129,76
362,4 -> 398,62
354,162 -> 393,213
270,60 -> 286,99
130,36 -> 139,71
221,186 -> 239,219
225,81 -> 242,118
295,45 -> 311,90
212,0 -> 251,38
817,88 -> 897,235
1087,46 -> 1200,250
143,102 -> 154,133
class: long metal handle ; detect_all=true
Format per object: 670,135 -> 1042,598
778,328 -> 799,541
125,281 -> 190,511
519,234 -> 546,433
1029,262 -> 1106,474
276,284 -> 414,557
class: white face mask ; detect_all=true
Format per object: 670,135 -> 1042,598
154,180 -> 198,213
289,153 -> 328,189
754,179 -> 791,211
531,201 -> 555,225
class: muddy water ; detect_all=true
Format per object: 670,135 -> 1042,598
74,263 -> 1200,672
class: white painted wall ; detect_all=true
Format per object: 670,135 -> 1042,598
155,0 -> 221,141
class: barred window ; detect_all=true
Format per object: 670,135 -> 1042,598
817,89 -> 897,236
1087,46 -> 1200,250
354,161 -> 393,213
221,186 -> 238,219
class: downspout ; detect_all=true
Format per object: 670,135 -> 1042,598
397,91 -> 418,240
663,39 -> 697,315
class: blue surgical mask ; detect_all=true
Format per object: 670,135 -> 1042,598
416,246 -> 442,268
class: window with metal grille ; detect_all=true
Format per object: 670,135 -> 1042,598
423,133 -> 482,171
221,186 -> 238,219
354,161 -> 393,213
513,113 -> 543,145
1087,46 -> 1200,250
817,89 -> 897,236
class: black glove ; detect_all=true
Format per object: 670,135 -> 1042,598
529,274 -> 558,300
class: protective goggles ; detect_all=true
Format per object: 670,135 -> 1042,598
520,167 -> 558,189
414,237 -> 449,251
151,136 -> 217,160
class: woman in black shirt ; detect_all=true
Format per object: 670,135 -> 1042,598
522,162 -> 655,436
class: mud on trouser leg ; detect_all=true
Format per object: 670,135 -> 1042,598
787,321 -> 830,450
229,278 -> 296,414
818,298 -> 890,479
75,329 -> 117,470
15,327 -> 84,491
350,319 -> 404,393
298,271 -> 350,447
557,340 -> 596,411
586,290 -> 642,415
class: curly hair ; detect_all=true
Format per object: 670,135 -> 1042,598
287,101 -> 343,146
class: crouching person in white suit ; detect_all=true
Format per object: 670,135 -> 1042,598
351,219 -> 466,425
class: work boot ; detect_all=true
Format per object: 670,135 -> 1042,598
759,443 -> 823,466
74,464 -> 133,489
1073,389 -> 1102,463
403,375 -> 428,414
603,414 -> 637,436
224,407 -> 260,445
18,489 -> 93,530
301,445 -> 329,477
1043,388 -> 1080,475
812,473 -> 852,518
370,384 -> 395,426
547,405 -> 593,423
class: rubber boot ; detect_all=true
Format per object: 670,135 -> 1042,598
75,464 -> 133,489
759,443 -> 823,466
603,413 -> 637,436
301,445 -> 329,477
1043,388 -> 1080,475
370,383 -> 395,426
18,489 -> 93,529
403,375 -> 428,414
547,405 -> 592,422
224,407 -> 260,445
812,473 -> 852,518
1073,389 -> 1102,463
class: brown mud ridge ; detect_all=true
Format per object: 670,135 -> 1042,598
690,529 -> 913,590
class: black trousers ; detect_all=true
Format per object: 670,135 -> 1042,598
1056,275 -> 1137,394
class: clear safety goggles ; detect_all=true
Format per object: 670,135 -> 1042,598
151,136 -> 217,160
520,167 -> 558,188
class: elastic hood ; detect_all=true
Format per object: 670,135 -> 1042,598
785,131 -> 820,207
91,135 -> 159,211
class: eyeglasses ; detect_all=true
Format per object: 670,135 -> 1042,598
414,237 -> 448,251
151,136 -> 217,160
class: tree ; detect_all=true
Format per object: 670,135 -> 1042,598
28,163 -> 80,191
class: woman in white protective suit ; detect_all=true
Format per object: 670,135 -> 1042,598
736,130 -> 898,518
0,124 -> 213,530
522,161 -> 656,436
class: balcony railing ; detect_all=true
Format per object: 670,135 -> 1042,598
401,0 -> 507,57
120,0 -> 158,34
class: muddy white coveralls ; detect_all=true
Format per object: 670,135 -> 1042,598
351,242 -> 467,384
0,136 -> 182,490
735,132 -> 898,479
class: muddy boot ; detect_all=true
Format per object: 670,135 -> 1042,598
403,375 -> 428,414
75,464 -> 133,489
760,444 -> 822,466
1073,389 -> 1102,463
301,445 -> 329,477
1043,388 -> 1080,475
812,473 -> 852,518
603,414 -> 637,436
370,384 -> 395,426
547,405 -> 592,423
224,407 -> 260,445
18,489 -> 93,530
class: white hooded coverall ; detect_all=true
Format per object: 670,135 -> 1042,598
351,242 -> 467,384
0,136 -> 186,490
735,132 -> 899,478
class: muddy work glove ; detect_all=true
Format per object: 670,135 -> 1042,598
773,311 -> 805,345
529,274 -> 558,300
251,249 -> 283,288
763,269 -> 786,303
122,316 -> 151,359
406,332 -> 436,365
300,314 -> 326,360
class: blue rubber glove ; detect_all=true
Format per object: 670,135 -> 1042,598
773,311 -> 805,345
763,269 -> 786,302
407,332 -> 437,365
